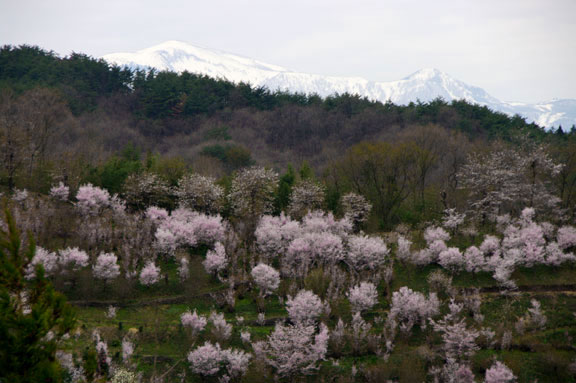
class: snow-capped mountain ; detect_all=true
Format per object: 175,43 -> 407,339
103,41 -> 576,129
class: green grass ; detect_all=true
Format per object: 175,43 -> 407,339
61,251 -> 576,383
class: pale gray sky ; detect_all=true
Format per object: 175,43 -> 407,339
1,0 -> 574,103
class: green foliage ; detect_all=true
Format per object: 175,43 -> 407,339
0,209 -> 76,382
275,164 -> 296,212
0,45 -> 132,113
204,125 -> 231,141
201,144 -> 254,171
298,161 -> 314,180
87,144 -> 142,194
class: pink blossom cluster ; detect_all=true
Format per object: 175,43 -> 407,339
92,252 -> 121,281
154,208 -> 226,254
396,235 -> 413,263
286,289 -> 326,324
346,235 -> 389,271
250,263 -> 280,295
485,361 -> 517,383
255,213 -> 301,260
347,282 -> 379,313
301,210 -> 353,237
256,210 -> 386,278
187,341 -> 251,378
229,166 -> 279,217
390,286 -> 440,332
181,309 -> 207,336
424,226 -> 451,243
178,256 -> 190,281
75,184 -> 111,215
399,209 -> 576,287
26,246 -> 59,279
209,311 -> 233,341
50,182 -> 69,201
12,188 -> 28,202
145,206 -> 169,223
442,208 -> 466,230
284,232 -> 344,276
432,319 -> 480,360
557,226 -> 576,250
139,261 -> 161,286
59,247 -> 89,271
203,242 -> 228,276
175,173 -> 224,213
254,322 -> 329,378
288,180 -> 326,218
122,337 -> 134,363
340,192 -> 372,229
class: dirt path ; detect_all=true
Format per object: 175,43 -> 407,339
70,284 -> 576,308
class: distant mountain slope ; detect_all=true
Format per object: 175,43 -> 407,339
103,41 -> 576,129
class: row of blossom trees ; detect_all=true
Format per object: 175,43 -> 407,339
397,207 -> 576,287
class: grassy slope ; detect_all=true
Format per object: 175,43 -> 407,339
62,246 -> 576,382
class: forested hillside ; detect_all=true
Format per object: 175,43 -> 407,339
2,45 -> 576,229
1,45 -> 576,383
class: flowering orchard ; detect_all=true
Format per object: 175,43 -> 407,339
3,165 -> 576,383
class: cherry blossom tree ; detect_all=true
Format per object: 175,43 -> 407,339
251,263 -> 280,296
229,166 -> 278,218
75,184 -> 111,215
58,247 -> 89,272
181,309 -> 207,337
284,232 -> 343,277
346,234 -> 389,271
340,192 -> 372,231
347,282 -> 378,313
49,182 -> 69,201
286,290 -> 326,324
122,172 -> 171,210
25,247 -> 59,279
484,361 -> 517,383
255,213 -> 301,260
145,206 -> 169,223
301,210 -> 353,237
424,226 -> 451,244
139,262 -> 161,286
463,246 -> 485,273
203,242 -> 228,276
177,256 -> 190,281
288,180 -> 325,219
458,143 -> 562,221
433,319 -> 479,360
396,235 -> 413,263
121,337 -> 134,365
155,208 -> 225,254
557,225 -> 576,250
443,208 -> 466,231
222,348 -> 252,379
92,252 -> 121,282
187,341 -> 225,377
438,247 -> 465,272
188,342 -> 251,379
12,189 -> 28,203
209,311 -> 232,342
390,286 -> 440,332
175,173 -> 224,214
256,322 -> 329,378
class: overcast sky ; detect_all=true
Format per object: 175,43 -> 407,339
1,0 -> 574,103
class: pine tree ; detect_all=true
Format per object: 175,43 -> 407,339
0,208 -> 75,382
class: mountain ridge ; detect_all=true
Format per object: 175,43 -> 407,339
102,41 -> 576,129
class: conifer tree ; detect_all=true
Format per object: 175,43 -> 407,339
0,208 -> 75,382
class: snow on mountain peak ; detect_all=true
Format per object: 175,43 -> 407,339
404,68 -> 446,80
102,41 -> 576,129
